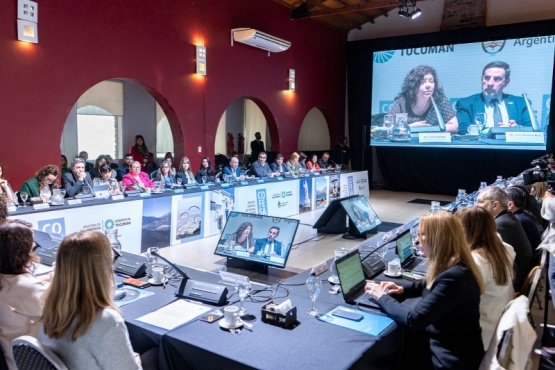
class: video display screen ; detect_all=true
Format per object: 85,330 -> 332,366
340,195 -> 381,234
214,211 -> 300,269
370,35 -> 554,149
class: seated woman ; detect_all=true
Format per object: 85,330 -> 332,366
225,222 -> 254,251
153,160 -> 176,188
18,165 -> 59,201
89,155 -> 107,180
389,65 -> 458,133
60,155 -> 71,174
0,220 -> 49,370
365,212 -> 484,370
163,152 -> 176,175
195,157 -> 216,184
176,157 -> 196,184
0,163 -> 16,205
306,154 -> 321,172
286,152 -> 301,173
455,206 -> 515,350
122,161 -> 154,192
40,231 -> 142,370
93,164 -> 122,195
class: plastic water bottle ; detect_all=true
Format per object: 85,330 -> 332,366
479,182 -> 487,191
456,189 -> 467,207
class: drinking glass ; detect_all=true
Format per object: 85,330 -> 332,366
474,113 -> 486,133
306,276 -> 322,316
146,247 -> 159,270
20,192 -> 28,207
376,244 -> 387,263
329,247 -> 349,284
235,279 -> 251,317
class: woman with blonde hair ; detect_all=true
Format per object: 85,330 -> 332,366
0,220 -> 49,370
365,212 -> 485,369
286,152 -> 301,173
40,231 -> 141,369
455,206 -> 515,349
176,157 -> 196,184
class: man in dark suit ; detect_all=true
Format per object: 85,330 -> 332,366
249,132 -> 265,164
223,157 -> 244,180
117,153 -> 134,181
62,158 -> 95,198
455,61 -> 532,135
251,226 -> 282,257
250,151 -> 278,178
477,186 -> 533,291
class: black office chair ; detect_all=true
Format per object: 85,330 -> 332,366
11,336 -> 68,370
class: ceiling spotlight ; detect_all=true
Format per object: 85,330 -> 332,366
410,7 -> 422,19
398,6 -> 410,18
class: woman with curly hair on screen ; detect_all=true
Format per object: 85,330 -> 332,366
389,65 -> 458,133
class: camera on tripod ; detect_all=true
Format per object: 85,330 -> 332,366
522,154 -> 555,194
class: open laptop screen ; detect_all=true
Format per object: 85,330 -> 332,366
395,230 -> 414,266
336,250 -> 366,297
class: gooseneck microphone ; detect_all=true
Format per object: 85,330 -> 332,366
151,250 -> 228,306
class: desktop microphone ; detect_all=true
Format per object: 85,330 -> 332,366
522,93 -> 541,132
151,250 -> 228,306
430,97 -> 446,131
360,243 -> 387,278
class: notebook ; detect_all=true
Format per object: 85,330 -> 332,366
396,229 -> 428,272
335,250 -> 380,309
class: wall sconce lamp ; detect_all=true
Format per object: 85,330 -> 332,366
196,45 -> 207,75
17,0 -> 38,43
397,1 -> 421,19
288,69 -> 296,91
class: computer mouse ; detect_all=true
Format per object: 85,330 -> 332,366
114,289 -> 126,300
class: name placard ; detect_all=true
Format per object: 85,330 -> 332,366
173,189 -> 184,194
220,183 -> 230,188
112,194 -> 125,201
314,172 -> 320,176
68,199 -> 82,205
310,261 -> 329,276
33,203 -> 50,210
292,175 -> 299,179
7,205 -> 17,213
277,177 -> 284,181
240,181 -> 249,186
418,132 -> 451,143
257,179 -> 265,183
505,132 -> 545,144
199,185 -> 210,191
139,192 -> 151,198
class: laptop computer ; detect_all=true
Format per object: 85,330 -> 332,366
396,229 -> 429,273
92,184 -> 110,198
335,250 -> 380,309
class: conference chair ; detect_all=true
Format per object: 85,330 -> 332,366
518,265 -> 543,328
479,296 -> 536,370
11,336 -> 68,370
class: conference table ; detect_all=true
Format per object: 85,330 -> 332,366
118,237 -> 407,370
10,170 -> 370,255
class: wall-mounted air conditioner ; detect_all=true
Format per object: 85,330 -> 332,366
231,28 -> 291,54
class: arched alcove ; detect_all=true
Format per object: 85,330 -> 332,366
298,107 -> 331,151
215,97 -> 278,162
61,79 -> 180,163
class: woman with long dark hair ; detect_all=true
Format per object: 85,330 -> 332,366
195,157 -> 216,184
129,135 -> 150,173
225,222 -> 254,251
389,65 -> 458,133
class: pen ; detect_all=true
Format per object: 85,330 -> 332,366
116,273 -> 131,278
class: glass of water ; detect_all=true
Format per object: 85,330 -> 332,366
306,276 -> 322,316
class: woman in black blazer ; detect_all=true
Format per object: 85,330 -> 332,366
366,212 -> 485,370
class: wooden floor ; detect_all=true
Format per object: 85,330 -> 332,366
156,189 -> 550,367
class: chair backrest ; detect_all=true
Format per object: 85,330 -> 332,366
540,248 -> 549,268
519,265 -> 542,304
11,336 -> 68,370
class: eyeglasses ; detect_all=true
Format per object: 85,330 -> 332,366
132,166 -> 141,169
477,199 -> 496,204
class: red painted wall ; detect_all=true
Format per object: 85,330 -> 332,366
0,0 -> 346,188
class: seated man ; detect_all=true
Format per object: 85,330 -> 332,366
270,154 -> 288,176
62,158 -> 94,197
455,61 -> 533,135
317,152 -> 335,171
250,226 -> 282,257
505,186 -> 542,252
250,152 -> 278,178
476,186 -> 533,291
116,153 -> 134,181
223,157 -> 244,180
